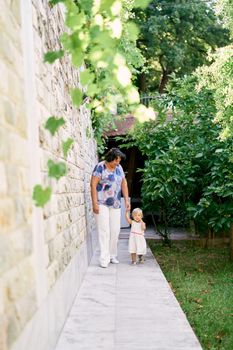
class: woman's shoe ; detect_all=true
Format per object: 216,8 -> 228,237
100,263 -> 108,268
110,257 -> 119,264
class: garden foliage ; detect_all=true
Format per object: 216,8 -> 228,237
124,76 -> 233,237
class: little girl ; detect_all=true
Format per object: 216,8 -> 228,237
125,208 -> 147,264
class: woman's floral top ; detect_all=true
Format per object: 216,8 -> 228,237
92,161 -> 125,208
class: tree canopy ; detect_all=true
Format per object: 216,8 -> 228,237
195,0 -> 233,139
135,0 -> 230,92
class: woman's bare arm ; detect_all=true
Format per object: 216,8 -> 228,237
125,211 -> 132,225
121,178 -> 130,211
90,176 -> 100,214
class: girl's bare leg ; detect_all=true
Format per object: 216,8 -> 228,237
131,253 -> 136,264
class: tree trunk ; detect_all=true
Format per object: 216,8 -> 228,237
230,223 -> 233,260
158,69 -> 170,93
205,227 -> 212,248
138,72 -> 146,93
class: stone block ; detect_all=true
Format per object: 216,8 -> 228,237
57,194 -> 68,212
0,227 -> 33,276
46,261 -> 59,290
14,196 -> 32,228
5,164 -> 20,196
0,162 -> 7,194
15,288 -> 37,329
10,0 -> 21,26
63,228 -> 72,247
6,305 -> 21,348
10,228 -> 33,265
0,60 -> 9,96
0,314 -> 8,350
3,258 -> 35,307
3,98 -> 17,126
0,280 -> 4,315
7,164 -> 30,196
48,233 -> 65,265
0,235 -> 11,276
15,106 -> 28,138
9,133 -> 29,167
0,0 -> 21,45
0,198 -> 15,233
7,70 -> 24,104
0,31 -> 12,64
18,167 -> 30,194
44,216 -> 57,243
0,127 -> 10,161
44,244 -> 50,268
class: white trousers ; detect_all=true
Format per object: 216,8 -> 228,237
95,205 -> 121,265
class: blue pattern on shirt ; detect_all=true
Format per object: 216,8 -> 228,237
92,161 -> 125,208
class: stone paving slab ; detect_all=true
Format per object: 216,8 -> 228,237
55,235 -> 202,350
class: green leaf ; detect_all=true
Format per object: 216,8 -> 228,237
100,0 -> 116,12
66,11 -> 86,31
61,32 -> 82,54
187,177 -> 195,182
44,50 -> 64,63
60,33 -> 71,50
87,83 -> 99,97
133,0 -> 151,9
80,0 -> 94,14
126,22 -> 139,41
71,88 -> 83,107
80,69 -> 95,85
48,160 -> 67,180
62,138 -> 74,158
45,116 -> 65,136
49,0 -> 64,5
195,153 -> 203,158
33,185 -> 52,207
71,51 -> 84,67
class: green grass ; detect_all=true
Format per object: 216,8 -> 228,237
148,240 -> 233,350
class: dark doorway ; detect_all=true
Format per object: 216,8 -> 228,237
106,137 -> 145,211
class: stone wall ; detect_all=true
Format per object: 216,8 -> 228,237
0,1 -> 98,349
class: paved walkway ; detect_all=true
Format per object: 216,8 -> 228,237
55,230 -> 202,350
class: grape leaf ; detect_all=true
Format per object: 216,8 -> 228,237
71,88 -> 83,107
48,160 -> 67,180
33,185 -> 52,207
62,138 -> 74,158
44,50 -> 64,63
45,116 -> 65,136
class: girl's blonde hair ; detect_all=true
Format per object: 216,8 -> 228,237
132,208 -> 143,218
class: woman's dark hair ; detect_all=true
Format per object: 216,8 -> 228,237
105,148 -> 126,162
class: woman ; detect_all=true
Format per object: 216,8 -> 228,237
91,148 -> 130,268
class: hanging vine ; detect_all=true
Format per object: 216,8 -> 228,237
33,0 -> 154,207
47,0 -> 153,142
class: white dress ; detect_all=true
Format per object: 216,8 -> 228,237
128,220 -> 147,255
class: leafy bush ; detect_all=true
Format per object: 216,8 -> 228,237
125,76 -> 233,237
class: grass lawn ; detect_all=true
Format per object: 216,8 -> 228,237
148,240 -> 233,350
